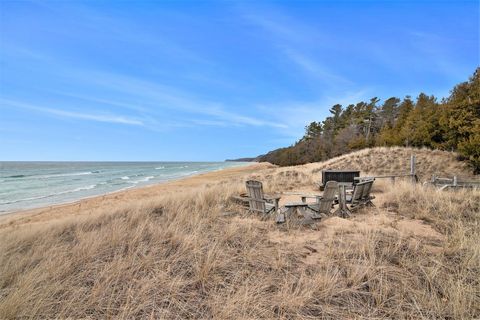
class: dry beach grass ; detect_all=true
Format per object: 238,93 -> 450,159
0,147 -> 479,319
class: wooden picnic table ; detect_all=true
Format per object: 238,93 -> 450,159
279,201 -> 315,224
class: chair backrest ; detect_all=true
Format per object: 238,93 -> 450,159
317,180 -> 338,213
322,170 -> 360,187
351,181 -> 367,203
246,180 -> 265,212
361,179 -> 374,200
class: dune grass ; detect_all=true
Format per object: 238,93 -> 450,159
0,148 -> 479,319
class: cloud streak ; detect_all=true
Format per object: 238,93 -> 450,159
257,88 -> 370,138
242,10 -> 351,86
282,49 -> 352,85
66,69 -> 287,129
0,99 -> 145,126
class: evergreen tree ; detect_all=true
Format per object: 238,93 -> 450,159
442,68 -> 480,171
257,69 -> 480,172
304,121 -> 323,140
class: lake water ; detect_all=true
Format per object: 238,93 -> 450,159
0,161 -> 249,214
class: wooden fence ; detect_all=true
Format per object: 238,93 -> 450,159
428,175 -> 480,190
357,155 -> 418,185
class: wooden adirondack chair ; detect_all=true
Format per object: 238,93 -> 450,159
245,180 -> 280,214
307,181 -> 338,219
359,179 -> 375,207
275,181 -> 339,224
336,179 -> 375,217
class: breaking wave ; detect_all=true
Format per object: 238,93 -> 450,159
0,184 -> 97,205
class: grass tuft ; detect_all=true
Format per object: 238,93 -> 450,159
0,147 -> 478,319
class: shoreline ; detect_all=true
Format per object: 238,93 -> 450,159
0,162 -> 253,217
0,162 -> 273,228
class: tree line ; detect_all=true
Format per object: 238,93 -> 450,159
258,68 -> 480,173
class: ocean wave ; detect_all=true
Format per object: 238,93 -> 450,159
121,176 -> 130,180
0,184 -> 97,205
155,166 -> 165,170
43,171 -> 95,178
128,176 -> 155,184
3,174 -> 28,179
180,170 -> 199,176
169,165 -> 189,169
3,171 -> 98,180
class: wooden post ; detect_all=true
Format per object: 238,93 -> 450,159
410,155 -> 416,185
336,185 -> 351,218
390,176 -> 395,185
453,176 -> 458,187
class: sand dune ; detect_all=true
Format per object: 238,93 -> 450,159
0,147 -> 478,319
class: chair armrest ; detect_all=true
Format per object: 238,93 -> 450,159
264,194 -> 281,200
244,197 -> 267,204
300,194 -> 322,199
273,198 -> 279,211
245,196 -> 279,212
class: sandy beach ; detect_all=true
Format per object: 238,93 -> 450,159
1,147 -> 479,319
0,162 -> 274,229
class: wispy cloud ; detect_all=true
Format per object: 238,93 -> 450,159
242,10 -> 351,87
257,88 -> 370,138
200,106 -> 288,128
42,108 -> 144,126
24,1 -> 209,65
0,99 -> 145,126
408,30 -> 472,79
242,10 -> 324,44
66,69 -> 287,129
282,49 -> 352,85
0,41 -> 286,130
0,64 -> 287,130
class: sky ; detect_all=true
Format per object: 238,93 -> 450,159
0,1 -> 478,161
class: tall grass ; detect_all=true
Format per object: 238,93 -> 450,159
0,148 -> 479,319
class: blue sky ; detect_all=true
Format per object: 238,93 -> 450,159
0,1 -> 478,161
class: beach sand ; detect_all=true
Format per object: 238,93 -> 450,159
0,162 -> 275,229
1,147 -> 478,318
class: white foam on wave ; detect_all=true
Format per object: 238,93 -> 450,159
66,184 -> 97,193
175,170 -> 199,177
43,171 -> 94,178
155,166 -> 165,170
128,176 -> 155,185
0,184 -> 97,205
121,176 -> 130,180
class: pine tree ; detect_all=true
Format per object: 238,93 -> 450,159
442,68 -> 480,172
402,93 -> 438,147
257,69 -> 479,171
